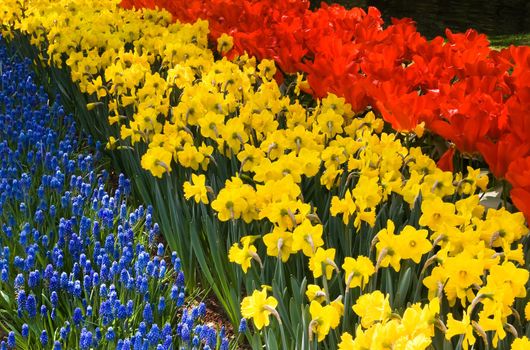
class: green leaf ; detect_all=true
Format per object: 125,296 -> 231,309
0,290 -> 10,305
393,266 -> 412,309
266,328 -> 279,350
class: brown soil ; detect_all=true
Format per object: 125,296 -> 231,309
202,293 -> 234,333
200,290 -> 252,349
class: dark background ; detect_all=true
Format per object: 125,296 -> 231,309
310,0 -> 530,38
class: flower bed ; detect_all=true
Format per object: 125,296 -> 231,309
2,0 -> 530,349
122,0 -> 530,221
0,39 -> 227,349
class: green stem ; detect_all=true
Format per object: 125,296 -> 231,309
341,290 -> 350,333
279,320 -> 288,350
275,256 -> 284,288
320,271 -> 331,305
502,180 -> 508,209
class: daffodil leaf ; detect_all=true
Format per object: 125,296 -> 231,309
394,266 -> 412,308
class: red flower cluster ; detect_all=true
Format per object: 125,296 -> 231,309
120,0 -> 530,220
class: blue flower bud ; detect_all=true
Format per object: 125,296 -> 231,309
26,294 -> 37,318
28,271 -> 38,288
40,330 -> 48,346
135,321 -> 146,337
73,280 -> 82,298
117,304 -> 127,320
73,307 -> 83,325
44,264 -> 54,280
51,291 -> 58,307
100,284 -> 107,298
171,285 -> 179,301
158,265 -> 166,279
177,292 -> 185,307
42,234 -> 49,247
180,324 -> 190,342
80,329 -> 93,350
198,302 -> 206,317
238,318 -> 247,333
92,272 -> 99,286
83,274 -> 91,290
95,327 -> 102,342
7,331 -> 15,348
22,324 -> 29,338
176,271 -> 185,288
40,304 -> 47,316
14,273 -> 24,289
172,255 -> 180,272
156,243 -> 164,257
139,276 -> 149,295
60,272 -> 68,288
147,324 -> 160,346
158,297 -> 165,312
14,257 -> 24,270
3,246 -> 10,259
143,303 -> 153,325
161,323 -> 171,338
126,300 -> 134,318
220,338 -> 229,350
106,327 -> 115,341
79,253 -> 87,269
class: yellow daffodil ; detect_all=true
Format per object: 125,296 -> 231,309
257,59 -> 276,81
140,146 -> 173,178
183,174 -> 209,204
217,33 -> 233,54
228,236 -> 260,273
262,226 -> 293,262
309,300 -> 340,342
309,247 -> 337,280
511,337 -> 530,350
240,287 -> 279,330
445,311 -> 476,350
292,219 -> 324,256
352,291 -> 392,328
394,225 -> 432,263
342,255 -> 375,290
306,284 -> 327,304
419,197 -> 464,231
338,332 -> 354,349
375,220 -> 402,272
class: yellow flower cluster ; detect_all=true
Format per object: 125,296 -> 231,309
3,0 -> 529,347
339,292 -> 440,349
1,0 -> 211,175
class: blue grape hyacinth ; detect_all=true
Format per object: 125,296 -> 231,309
0,39 -> 229,349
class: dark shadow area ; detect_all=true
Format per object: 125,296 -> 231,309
312,0 -> 530,38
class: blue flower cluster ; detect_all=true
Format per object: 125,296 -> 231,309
0,41 -> 228,349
